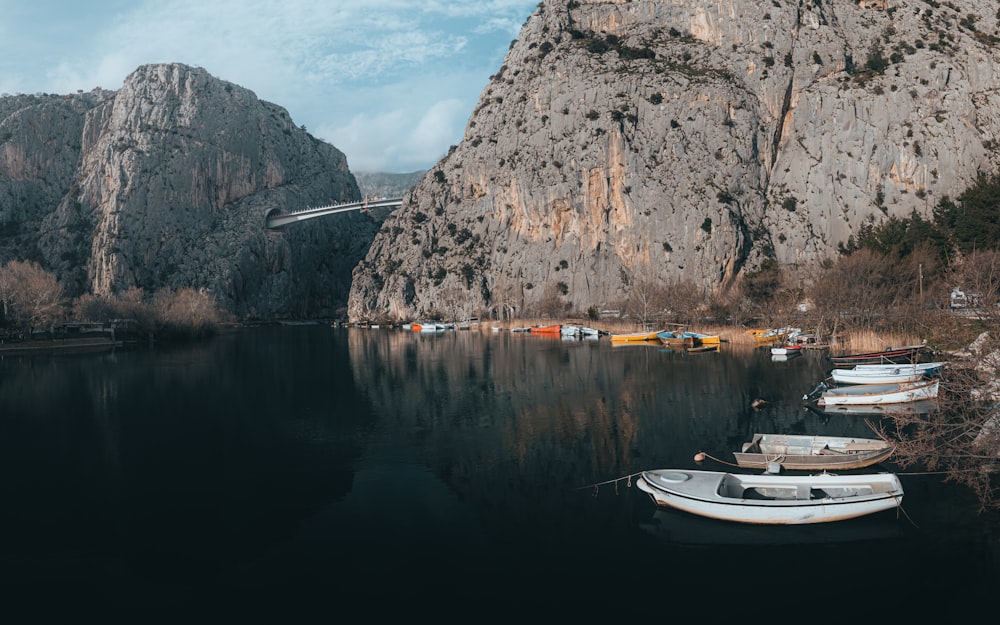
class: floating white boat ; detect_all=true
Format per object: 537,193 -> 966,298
636,469 -> 904,525
771,345 -> 803,356
817,379 -> 939,406
830,367 -> 928,385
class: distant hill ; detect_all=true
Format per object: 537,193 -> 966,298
353,171 -> 426,199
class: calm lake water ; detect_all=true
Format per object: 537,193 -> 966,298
1,324 -> 997,620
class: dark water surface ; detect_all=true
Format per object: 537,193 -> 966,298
1,325 -> 997,621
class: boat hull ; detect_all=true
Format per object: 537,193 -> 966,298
734,434 -> 894,471
637,470 -> 903,525
830,369 -> 926,385
818,379 -> 939,405
830,345 -> 925,366
610,331 -> 660,344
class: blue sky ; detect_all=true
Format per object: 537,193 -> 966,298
0,0 -> 538,173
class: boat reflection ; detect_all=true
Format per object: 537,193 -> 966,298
820,398 -> 940,417
640,507 -> 906,546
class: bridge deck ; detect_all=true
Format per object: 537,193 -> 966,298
267,197 -> 402,228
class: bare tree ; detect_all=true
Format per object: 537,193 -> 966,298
878,332 -> 1000,511
0,260 -> 66,330
624,278 -> 669,327
151,287 -> 224,336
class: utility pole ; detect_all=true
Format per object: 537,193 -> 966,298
919,263 -> 923,304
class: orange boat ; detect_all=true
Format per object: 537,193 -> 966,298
529,324 -> 562,335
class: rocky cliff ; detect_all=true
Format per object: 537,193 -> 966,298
1,63 -> 369,319
347,0 -> 1000,322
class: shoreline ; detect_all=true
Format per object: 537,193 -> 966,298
0,336 -> 123,355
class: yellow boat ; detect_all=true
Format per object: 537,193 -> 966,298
609,330 -> 661,344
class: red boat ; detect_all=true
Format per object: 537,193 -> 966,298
829,344 -> 925,367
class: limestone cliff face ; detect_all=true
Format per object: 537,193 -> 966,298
348,0 -> 1000,322
1,63 -> 369,319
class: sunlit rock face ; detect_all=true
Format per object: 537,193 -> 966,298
2,63 -> 367,319
348,0 -> 1000,322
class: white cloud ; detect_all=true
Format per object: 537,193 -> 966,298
323,98 -> 466,173
1,0 -> 538,171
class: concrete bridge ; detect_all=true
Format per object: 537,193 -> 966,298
266,197 -> 403,229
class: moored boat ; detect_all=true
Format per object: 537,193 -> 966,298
733,433 -> 895,471
636,469 -> 904,525
529,324 -> 561,335
747,327 -> 801,344
830,344 -> 926,366
817,378 -> 939,406
414,322 -> 447,333
851,361 -> 945,374
686,345 -> 718,353
771,344 -> 803,355
610,330 -> 661,344
830,367 -> 929,385
657,330 -> 720,347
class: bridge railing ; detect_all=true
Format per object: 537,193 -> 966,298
266,197 -> 403,228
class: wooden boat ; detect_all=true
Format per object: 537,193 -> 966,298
658,330 -> 720,347
817,379 -> 939,406
747,327 -> 800,343
686,345 -> 718,353
636,469 -> 903,525
687,331 -> 720,346
609,330 -> 661,344
733,433 -> 895,471
830,364 -> 936,385
829,344 -> 926,366
657,330 -> 695,347
529,324 -> 561,335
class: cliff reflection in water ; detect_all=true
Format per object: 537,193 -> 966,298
343,327 -> 867,505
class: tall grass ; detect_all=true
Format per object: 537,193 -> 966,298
829,329 -> 923,355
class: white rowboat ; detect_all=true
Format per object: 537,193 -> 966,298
817,379 -> 939,406
636,469 -> 904,525
830,368 -> 927,385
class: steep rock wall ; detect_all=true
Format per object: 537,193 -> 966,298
1,63 -> 370,319
348,0 -> 1000,322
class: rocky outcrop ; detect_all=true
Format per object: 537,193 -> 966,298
348,0 -> 1000,322
2,63 -> 369,319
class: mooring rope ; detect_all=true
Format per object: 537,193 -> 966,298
698,452 -> 740,468
576,471 -> 643,496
